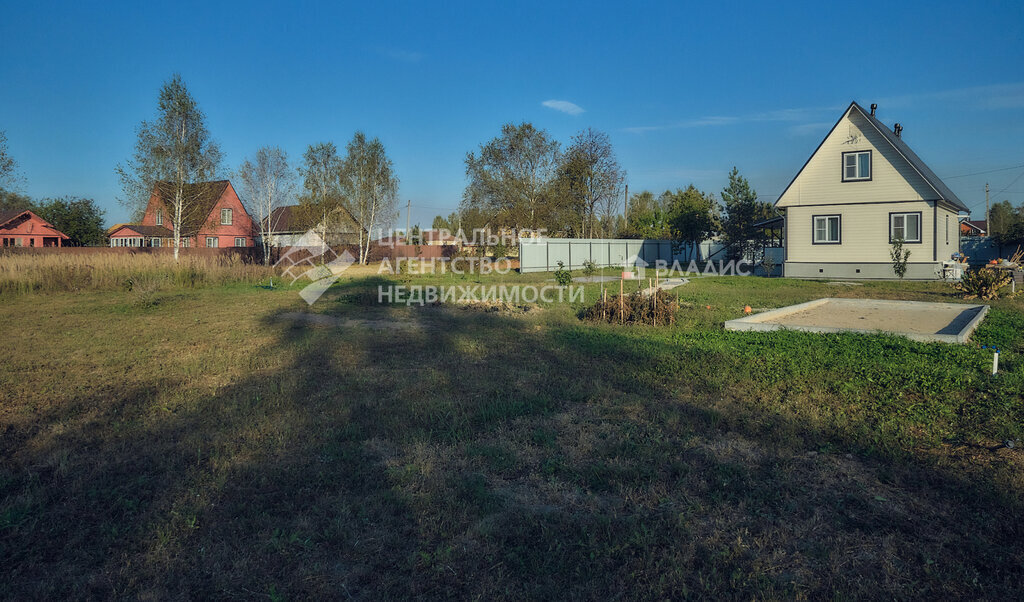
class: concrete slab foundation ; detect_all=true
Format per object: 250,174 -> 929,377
724,297 -> 989,344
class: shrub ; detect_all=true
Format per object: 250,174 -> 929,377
891,237 -> 911,279
952,267 -> 1015,300
580,289 -> 679,325
582,259 -> 597,278
553,261 -> 573,286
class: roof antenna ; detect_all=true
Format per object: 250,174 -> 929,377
894,123 -> 903,138
870,103 -> 877,116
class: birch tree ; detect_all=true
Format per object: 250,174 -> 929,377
554,128 -> 625,238
296,142 -> 344,257
116,74 -> 222,260
238,146 -> 296,264
339,132 -> 399,264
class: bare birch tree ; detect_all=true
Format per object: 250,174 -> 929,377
116,74 -> 222,260
297,142 -> 344,257
339,132 -> 398,264
555,128 -> 625,238
238,147 -> 296,264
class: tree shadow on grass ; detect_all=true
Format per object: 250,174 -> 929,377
2,295 -> 1023,599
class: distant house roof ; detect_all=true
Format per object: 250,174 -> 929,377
960,219 -> 987,234
264,204 -> 366,235
109,224 -> 174,237
265,205 -> 302,233
153,180 -> 232,236
775,101 -> 969,213
0,209 -> 70,238
0,209 -> 27,228
422,228 -> 457,242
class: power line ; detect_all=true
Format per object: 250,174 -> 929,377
942,163 -> 1024,179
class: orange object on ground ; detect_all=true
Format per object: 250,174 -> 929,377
744,305 -> 752,314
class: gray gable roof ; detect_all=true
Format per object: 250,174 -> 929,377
849,102 -> 968,212
775,101 -> 969,213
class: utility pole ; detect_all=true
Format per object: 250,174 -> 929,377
406,199 -> 411,241
624,183 -> 629,220
985,183 -> 990,230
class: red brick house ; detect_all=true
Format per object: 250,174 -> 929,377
0,209 -> 70,247
109,180 -> 255,248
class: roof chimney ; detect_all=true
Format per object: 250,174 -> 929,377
870,103 -> 877,116
894,123 -> 903,138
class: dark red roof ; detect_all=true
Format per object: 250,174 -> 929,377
110,224 -> 174,237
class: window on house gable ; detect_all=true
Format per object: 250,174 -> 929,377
221,208 -> 232,225
842,151 -> 871,181
155,211 -> 163,226
813,215 -> 841,244
890,212 -> 922,243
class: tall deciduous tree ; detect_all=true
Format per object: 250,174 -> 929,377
555,128 -> 625,238
34,197 -> 107,246
296,142 -> 344,257
116,74 -> 222,260
667,185 -> 719,260
238,146 -> 296,264
720,167 -> 775,260
462,122 -> 561,233
339,132 -> 399,264
0,130 -> 17,191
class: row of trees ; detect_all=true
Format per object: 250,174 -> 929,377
460,123 -> 626,238
117,74 -> 399,264
449,121 -> 775,259
621,168 -> 775,259
0,131 -> 107,246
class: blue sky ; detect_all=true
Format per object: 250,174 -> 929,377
2,0 -> 1022,227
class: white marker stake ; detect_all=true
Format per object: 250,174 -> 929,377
993,351 -> 999,376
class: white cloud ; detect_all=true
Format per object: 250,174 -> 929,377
623,104 -> 843,134
542,99 -> 585,115
877,82 -> 1024,111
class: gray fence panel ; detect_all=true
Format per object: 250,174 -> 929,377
519,238 -> 677,273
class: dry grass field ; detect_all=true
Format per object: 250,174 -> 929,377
1,263 -> 1023,598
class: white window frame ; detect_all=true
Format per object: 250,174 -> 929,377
206,236 -> 219,248
889,212 -> 922,244
221,208 -> 232,225
842,151 -> 871,181
234,237 -> 246,247
155,211 -> 163,226
812,215 -> 841,244
151,237 -> 161,247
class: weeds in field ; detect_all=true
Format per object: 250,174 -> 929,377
0,251 -> 275,294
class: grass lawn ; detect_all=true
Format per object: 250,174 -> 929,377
1,268 -> 1023,598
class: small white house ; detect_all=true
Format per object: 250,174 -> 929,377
776,101 -> 968,279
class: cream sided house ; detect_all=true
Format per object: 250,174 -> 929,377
776,101 -> 968,279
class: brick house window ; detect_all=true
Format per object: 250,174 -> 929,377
206,236 -> 219,248
221,208 -> 232,225
234,237 -> 246,247
155,211 -> 163,226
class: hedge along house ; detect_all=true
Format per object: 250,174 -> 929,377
0,209 -> 70,247
776,102 -> 968,279
109,180 -> 255,248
